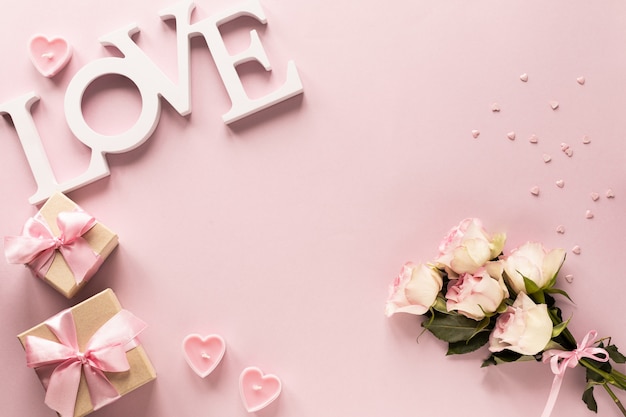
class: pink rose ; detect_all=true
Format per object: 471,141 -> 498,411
436,218 -> 506,275
502,242 -> 566,294
445,263 -> 508,320
488,292 -> 553,355
385,262 -> 443,317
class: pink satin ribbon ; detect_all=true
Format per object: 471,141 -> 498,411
541,330 -> 608,417
4,210 -> 100,284
24,307 -> 147,417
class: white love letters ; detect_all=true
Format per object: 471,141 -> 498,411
1,0 -> 303,204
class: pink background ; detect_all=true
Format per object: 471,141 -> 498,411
0,1 -> 625,416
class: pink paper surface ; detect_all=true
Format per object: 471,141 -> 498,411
0,1 -> 624,416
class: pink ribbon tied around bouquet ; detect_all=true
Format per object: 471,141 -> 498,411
24,308 -> 147,417
541,330 -> 609,417
4,210 -> 99,284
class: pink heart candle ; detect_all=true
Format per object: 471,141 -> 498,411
239,366 -> 282,412
28,34 -> 73,78
182,334 -> 226,378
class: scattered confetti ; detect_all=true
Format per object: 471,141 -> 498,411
572,245 -> 582,255
582,135 -> 591,144
472,130 -> 480,138
606,189 -> 615,198
565,148 -> 573,157
556,180 -> 565,188
556,225 -> 565,234
507,131 -> 516,140
565,274 -> 574,283
576,76 -> 585,85
491,103 -> 501,112
560,143 -> 570,151
543,154 -> 552,163
528,134 -> 538,144
585,210 -> 594,219
591,192 -> 600,201
520,73 -> 528,82
550,100 -> 560,110
530,186 -> 540,196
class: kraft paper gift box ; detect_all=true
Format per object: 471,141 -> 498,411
17,288 -> 156,417
4,192 -> 118,298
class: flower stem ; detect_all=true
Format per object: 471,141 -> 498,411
602,384 -> 626,416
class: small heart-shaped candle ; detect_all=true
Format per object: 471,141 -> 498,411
239,366 -> 282,412
182,334 -> 226,378
28,34 -> 73,78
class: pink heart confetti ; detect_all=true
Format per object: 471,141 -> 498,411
530,186 -> 540,196
560,143 -> 569,151
520,73 -> 528,82
239,367 -> 282,413
582,135 -> 591,144
577,76 -> 585,85
491,103 -> 501,112
556,179 -> 564,188
28,34 -> 73,78
556,225 -> 565,234
565,148 -> 573,157
182,334 -> 226,378
471,129 -> 480,138
591,192 -> 600,201
585,210 -> 594,219
528,134 -> 538,144
565,274 -> 574,283
549,100 -> 559,110
572,245 -> 582,255
507,131 -> 516,140
543,154 -> 552,163
606,189 -> 615,198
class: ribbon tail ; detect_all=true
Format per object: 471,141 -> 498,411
541,373 -> 564,417
83,365 -> 121,411
45,360 -> 82,417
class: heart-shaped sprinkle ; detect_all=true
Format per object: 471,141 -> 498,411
565,274 -> 574,283
556,225 -> 565,234
565,148 -> 573,157
555,179 -> 565,188
576,76 -> 585,85
606,189 -> 615,198
239,367 -> 282,413
491,103 -> 501,112
549,100 -> 559,110
585,210 -> 594,219
591,192 -> 600,201
507,131 -> 516,140
28,34 -> 73,78
530,186 -> 540,196
471,129 -> 480,138
572,245 -> 581,255
560,143 -> 569,151
543,154 -> 552,163
582,135 -> 591,144
182,334 -> 226,378
520,73 -> 528,82
528,134 -> 538,144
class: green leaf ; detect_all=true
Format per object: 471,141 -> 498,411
551,316 -> 571,338
582,385 -> 598,413
522,275 -> 541,294
545,287 -> 574,303
481,349 -> 529,367
606,345 -> 626,364
424,311 -> 489,343
447,331 -> 490,355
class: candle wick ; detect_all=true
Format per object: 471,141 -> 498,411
201,352 -> 211,359
41,52 -> 55,59
252,384 -> 263,391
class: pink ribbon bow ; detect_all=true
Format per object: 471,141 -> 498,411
541,330 -> 609,417
4,210 -> 100,284
24,307 -> 147,417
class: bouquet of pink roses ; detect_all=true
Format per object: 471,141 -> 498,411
386,218 -> 626,416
